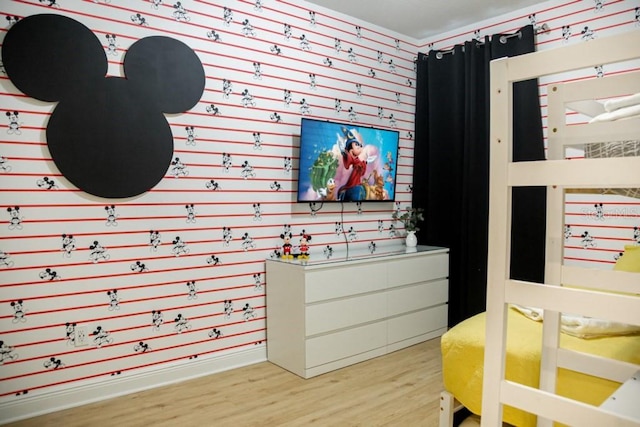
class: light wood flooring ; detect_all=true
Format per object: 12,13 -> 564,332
7,338 -> 445,427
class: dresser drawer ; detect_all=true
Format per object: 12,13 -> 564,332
387,279 -> 448,316
305,263 -> 386,303
387,304 -> 448,344
305,321 -> 386,368
306,292 -> 387,336
387,253 -> 448,287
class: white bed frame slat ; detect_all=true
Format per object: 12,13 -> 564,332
559,72 -> 640,100
481,30 -> 640,427
562,266 -> 640,294
556,349 -> 639,384
508,157 -> 640,188
551,119 -> 640,145
504,280 -> 640,326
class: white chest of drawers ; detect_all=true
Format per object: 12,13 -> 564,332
266,245 -> 449,378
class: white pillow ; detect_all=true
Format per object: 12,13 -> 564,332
604,92 -> 640,112
589,103 -> 640,123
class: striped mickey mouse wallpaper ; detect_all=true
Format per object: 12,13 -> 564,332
0,0 -> 416,413
0,0 -> 639,420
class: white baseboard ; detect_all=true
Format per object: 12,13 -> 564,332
1,346 -> 266,425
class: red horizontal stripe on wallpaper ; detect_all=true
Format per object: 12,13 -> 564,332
4,253 -> 267,278
0,258 -> 266,288
564,245 -> 628,253
563,256 -> 615,265
563,225 -> 636,232
566,201 -> 640,206
0,274 -> 265,308
0,218 -> 375,241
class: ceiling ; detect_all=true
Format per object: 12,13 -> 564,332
305,0 -> 543,40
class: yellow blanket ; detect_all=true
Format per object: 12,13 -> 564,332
441,308 -> 640,427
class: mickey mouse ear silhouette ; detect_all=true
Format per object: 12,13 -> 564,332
1,14 -> 107,102
125,36 -> 205,114
2,14 -> 205,199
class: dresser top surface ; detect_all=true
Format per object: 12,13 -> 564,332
266,244 -> 448,268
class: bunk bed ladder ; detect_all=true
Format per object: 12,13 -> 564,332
481,31 -> 640,427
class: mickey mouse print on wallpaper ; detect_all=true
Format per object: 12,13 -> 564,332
1,14 -> 205,198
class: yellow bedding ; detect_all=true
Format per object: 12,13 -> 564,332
441,308 -> 640,427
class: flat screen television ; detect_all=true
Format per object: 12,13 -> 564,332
297,118 -> 400,203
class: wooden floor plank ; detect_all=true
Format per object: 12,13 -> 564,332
7,338 -> 444,427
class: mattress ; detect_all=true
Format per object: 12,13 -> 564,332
441,308 -> 640,427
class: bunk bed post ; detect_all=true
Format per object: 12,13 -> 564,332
536,82 -> 566,427
480,56 -> 512,427
439,391 -> 455,427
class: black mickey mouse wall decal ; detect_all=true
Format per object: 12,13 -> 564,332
1,14 -> 205,198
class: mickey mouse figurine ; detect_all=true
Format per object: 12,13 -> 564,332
280,232 -> 293,259
299,230 -> 312,259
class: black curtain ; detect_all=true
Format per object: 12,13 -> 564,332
413,25 -> 546,327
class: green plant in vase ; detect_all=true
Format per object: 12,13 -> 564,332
392,207 -> 424,247
392,207 -> 424,232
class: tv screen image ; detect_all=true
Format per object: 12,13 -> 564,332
297,118 -> 400,203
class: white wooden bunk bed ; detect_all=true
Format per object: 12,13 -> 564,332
439,31 -> 640,427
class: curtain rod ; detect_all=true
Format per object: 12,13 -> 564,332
434,30 -> 521,58
498,30 -> 522,44
475,30 -> 522,47
434,47 -> 461,59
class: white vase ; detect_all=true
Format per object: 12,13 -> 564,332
405,230 -> 417,247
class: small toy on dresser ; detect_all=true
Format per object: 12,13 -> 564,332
280,232 -> 294,259
298,230 -> 312,259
